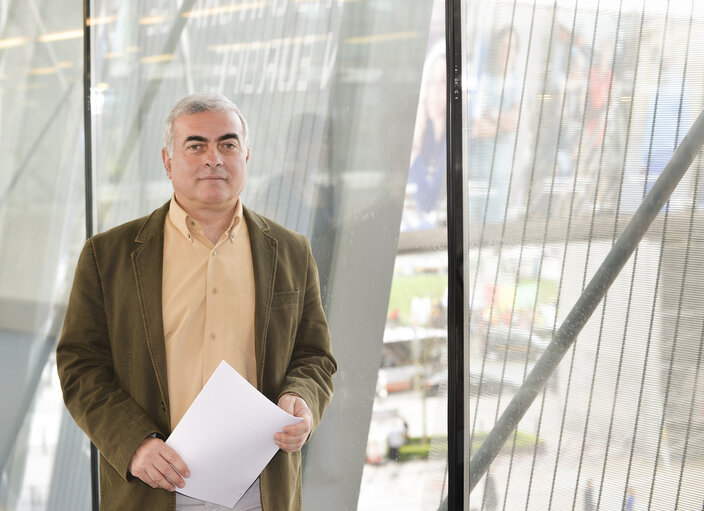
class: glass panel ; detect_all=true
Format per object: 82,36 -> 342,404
465,0 -> 704,510
358,0 -> 449,508
0,0 -> 86,508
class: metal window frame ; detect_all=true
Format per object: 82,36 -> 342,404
446,0 -> 465,509
81,1 -> 100,509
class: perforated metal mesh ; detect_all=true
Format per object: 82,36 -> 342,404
465,1 -> 704,509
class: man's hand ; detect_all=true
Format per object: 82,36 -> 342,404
128,436 -> 190,491
275,394 -> 313,453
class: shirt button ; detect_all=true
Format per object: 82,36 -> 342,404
209,333 -> 216,341
212,287 -> 218,295
212,250 -> 216,256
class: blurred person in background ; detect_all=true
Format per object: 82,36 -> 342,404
405,42 -> 447,231
468,26 -> 521,225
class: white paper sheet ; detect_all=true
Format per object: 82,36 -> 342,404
166,360 -> 302,507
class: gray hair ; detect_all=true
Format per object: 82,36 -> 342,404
163,93 -> 249,157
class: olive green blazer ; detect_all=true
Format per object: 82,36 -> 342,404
56,202 -> 336,511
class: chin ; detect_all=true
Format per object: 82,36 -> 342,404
196,185 -> 231,201
200,195 -> 233,205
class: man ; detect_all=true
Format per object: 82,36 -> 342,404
584,479 -> 595,511
56,93 -> 337,511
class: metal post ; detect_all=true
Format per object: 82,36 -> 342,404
469,106 -> 704,492
82,1 -> 99,510
445,0 -> 465,509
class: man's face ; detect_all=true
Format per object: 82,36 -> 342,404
162,110 -> 249,216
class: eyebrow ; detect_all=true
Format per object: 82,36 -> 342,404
184,133 -> 241,144
218,133 -> 240,143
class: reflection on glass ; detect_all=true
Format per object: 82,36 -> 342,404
403,42 -> 447,232
468,26 -> 520,225
358,1 -> 448,508
0,0 -> 86,509
466,1 -> 704,510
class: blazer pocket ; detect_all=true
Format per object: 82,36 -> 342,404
271,290 -> 299,308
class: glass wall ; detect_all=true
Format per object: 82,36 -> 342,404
466,0 -> 704,509
0,0 -> 448,509
0,0 -> 88,508
358,4 -> 449,508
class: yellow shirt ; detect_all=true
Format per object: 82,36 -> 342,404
162,197 -> 256,428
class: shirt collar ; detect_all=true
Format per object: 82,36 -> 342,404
167,196 -> 243,244
227,200 -> 243,244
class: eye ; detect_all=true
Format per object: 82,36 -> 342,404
186,143 -> 204,152
220,141 -> 239,152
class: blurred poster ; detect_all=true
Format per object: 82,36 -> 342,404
401,0 -> 446,232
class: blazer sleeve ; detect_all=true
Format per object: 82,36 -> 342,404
56,239 -> 163,481
277,239 -> 337,432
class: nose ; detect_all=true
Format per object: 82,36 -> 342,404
203,146 -> 223,167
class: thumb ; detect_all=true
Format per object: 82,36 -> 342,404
278,394 -> 296,415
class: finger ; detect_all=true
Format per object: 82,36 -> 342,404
134,467 -> 158,489
145,466 -> 176,491
282,421 -> 307,435
275,432 -> 306,450
278,439 -> 304,453
155,458 -> 186,489
292,400 -> 311,417
277,423 -> 308,439
142,474 -> 159,489
160,446 -> 190,479
275,432 -> 304,446
278,396 -> 295,415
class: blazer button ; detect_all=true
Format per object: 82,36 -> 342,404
160,402 -> 166,411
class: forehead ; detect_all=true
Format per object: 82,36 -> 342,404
172,110 -> 243,140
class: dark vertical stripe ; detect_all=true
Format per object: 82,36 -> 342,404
82,1 -> 99,510
83,0 -> 93,240
446,0 -> 464,509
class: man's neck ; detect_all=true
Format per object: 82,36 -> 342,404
175,196 -> 238,245
200,216 -> 233,245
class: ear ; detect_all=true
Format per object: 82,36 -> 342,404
245,147 -> 250,163
162,148 -> 172,177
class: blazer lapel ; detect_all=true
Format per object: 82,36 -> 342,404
131,203 -> 170,411
244,207 -> 277,390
